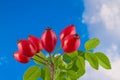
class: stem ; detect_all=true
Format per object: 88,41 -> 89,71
33,54 -> 55,80
31,58 -> 51,71
49,53 -> 55,80
51,64 -> 54,80
31,57 -> 47,65
56,52 -> 64,62
53,45 -> 61,57
35,54 -> 48,62
49,53 -> 53,64
49,45 -> 61,80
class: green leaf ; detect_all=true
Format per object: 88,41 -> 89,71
63,54 -> 72,63
76,56 -> 85,78
95,52 -> 111,69
55,71 -> 66,80
33,52 -> 47,65
70,60 -> 78,72
66,78 -> 72,80
85,52 -> 99,70
59,62 -> 67,69
54,69 -> 61,80
54,55 -> 63,69
55,51 -> 86,79
40,66 -> 50,80
77,50 -> 85,59
66,61 -> 73,69
85,38 -> 100,50
55,70 -> 77,80
23,66 -> 41,80
67,51 -> 78,59
67,70 -> 77,80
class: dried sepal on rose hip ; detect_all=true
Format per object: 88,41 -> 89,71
28,35 -> 42,53
13,52 -> 30,64
62,34 -> 80,53
18,40 -> 37,57
60,24 -> 76,41
41,27 -> 57,53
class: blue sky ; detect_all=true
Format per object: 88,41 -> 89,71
1,0 -> 120,80
0,0 -> 89,80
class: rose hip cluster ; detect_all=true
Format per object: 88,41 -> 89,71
13,24 -> 80,63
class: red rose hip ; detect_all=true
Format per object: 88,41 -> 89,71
13,52 -> 30,64
62,34 -> 80,53
18,40 -> 37,57
60,24 -> 76,41
28,35 -> 42,53
41,28 -> 57,53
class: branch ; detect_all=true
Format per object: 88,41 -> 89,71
31,57 -> 51,70
49,53 -> 55,80
55,52 -> 64,63
35,54 -> 48,62
31,58 -> 48,65
53,45 -> 61,57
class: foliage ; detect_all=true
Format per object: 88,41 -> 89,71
23,38 -> 111,80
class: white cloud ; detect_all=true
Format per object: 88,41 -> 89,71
81,0 -> 120,80
79,57 -> 120,80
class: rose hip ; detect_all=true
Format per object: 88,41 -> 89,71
62,34 -> 80,53
41,28 -> 57,53
13,52 -> 30,64
18,40 -> 37,57
60,24 -> 76,41
28,35 -> 42,53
